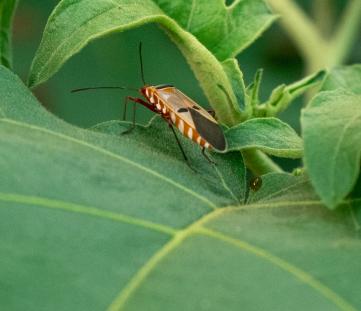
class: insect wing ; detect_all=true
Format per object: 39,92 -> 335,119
156,87 -> 226,151
155,86 -> 196,127
188,108 -> 226,151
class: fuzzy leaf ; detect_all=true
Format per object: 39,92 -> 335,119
225,117 -> 303,158
302,89 -> 361,209
2,66 -> 361,310
153,0 -> 276,60
0,0 -> 18,68
221,58 -> 247,113
28,0 -> 275,125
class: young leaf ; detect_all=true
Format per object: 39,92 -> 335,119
221,58 -> 247,114
2,66 -> 361,310
255,70 -> 326,117
302,89 -> 361,209
225,117 -> 303,158
246,68 -> 263,109
28,0 -> 275,126
0,0 -> 18,68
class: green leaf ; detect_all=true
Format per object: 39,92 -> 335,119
3,67 -> 361,310
0,0 -> 18,68
28,0 -> 275,126
225,117 -> 303,158
153,0 -> 276,60
246,68 -> 263,109
321,65 -> 361,94
221,58 -> 247,114
302,89 -> 361,209
91,119 -> 247,204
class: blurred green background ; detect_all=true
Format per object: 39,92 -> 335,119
12,1 -> 361,132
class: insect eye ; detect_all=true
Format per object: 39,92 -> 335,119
177,108 -> 188,113
192,105 -> 200,110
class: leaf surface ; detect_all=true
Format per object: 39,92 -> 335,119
302,90 -> 361,209
1,67 -> 361,311
302,66 -> 361,209
225,117 -> 303,158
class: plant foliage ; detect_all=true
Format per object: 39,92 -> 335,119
1,0 -> 361,310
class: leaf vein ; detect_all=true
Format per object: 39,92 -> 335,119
106,209 -> 225,310
186,0 -> 196,30
199,227 -> 357,311
254,179 -> 310,202
0,192 -> 176,235
213,164 -> 240,203
106,198 -> 361,310
1,118 -> 217,210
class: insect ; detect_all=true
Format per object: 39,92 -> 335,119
72,43 -> 227,167
250,176 -> 262,192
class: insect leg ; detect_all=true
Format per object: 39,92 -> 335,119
122,96 -> 128,121
122,99 -> 137,134
201,147 -> 216,165
165,119 -> 195,171
127,96 -> 158,112
122,96 -> 157,135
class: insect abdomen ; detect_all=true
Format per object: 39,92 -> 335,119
146,87 -> 211,149
172,114 -> 210,149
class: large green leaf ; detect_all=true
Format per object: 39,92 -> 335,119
302,65 -> 361,209
302,90 -> 361,209
27,0 -> 275,125
0,0 -> 18,68
2,66 -> 361,310
225,117 -> 303,158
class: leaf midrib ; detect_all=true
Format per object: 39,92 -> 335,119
0,118 -> 217,209
107,199 -> 358,311
1,187 -> 359,311
0,192 -> 176,235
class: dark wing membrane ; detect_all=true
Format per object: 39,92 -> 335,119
155,84 -> 174,89
189,108 -> 227,151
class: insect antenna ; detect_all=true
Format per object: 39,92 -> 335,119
139,42 -> 146,85
71,86 -> 138,93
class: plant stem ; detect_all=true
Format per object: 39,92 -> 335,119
242,149 -> 283,175
329,0 -> 361,67
266,0 -> 327,71
312,0 -> 334,37
267,0 -> 361,74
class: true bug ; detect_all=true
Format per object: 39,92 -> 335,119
250,176 -> 262,192
72,43 -> 227,166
